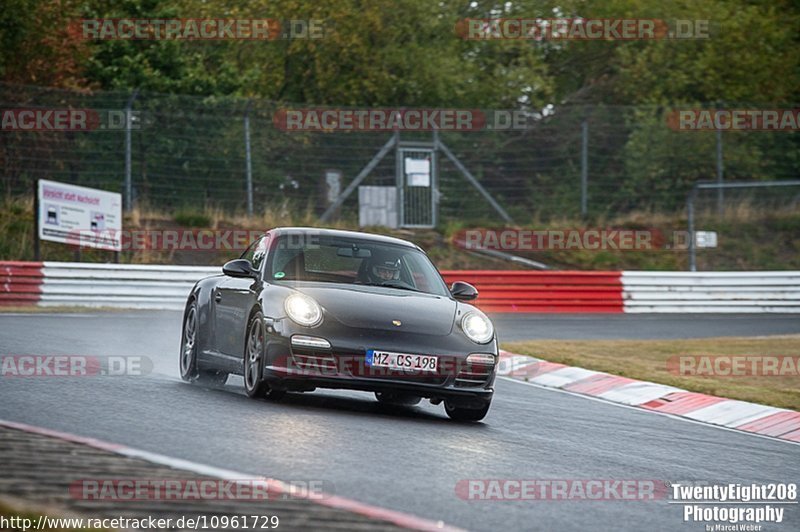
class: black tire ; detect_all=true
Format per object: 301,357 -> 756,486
180,301 -> 229,385
444,401 -> 491,422
374,392 -> 422,406
243,310 -> 286,400
179,301 -> 201,381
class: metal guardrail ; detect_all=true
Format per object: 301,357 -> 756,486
439,271 -> 623,312
621,271 -> 800,313
38,262 -> 218,310
0,261 -> 44,306
3,262 -> 800,313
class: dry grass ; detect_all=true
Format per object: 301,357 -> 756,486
504,335 -> 800,410
3,193 -> 799,270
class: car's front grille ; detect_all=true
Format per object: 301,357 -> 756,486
346,357 -> 449,385
289,347 -> 465,386
455,362 -> 494,387
290,350 -> 337,373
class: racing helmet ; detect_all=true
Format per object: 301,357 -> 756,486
368,255 -> 401,283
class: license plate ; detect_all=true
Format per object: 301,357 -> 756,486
366,350 -> 438,372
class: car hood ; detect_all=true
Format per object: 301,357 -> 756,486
297,284 -> 457,336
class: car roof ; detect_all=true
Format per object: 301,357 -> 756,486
270,227 -> 420,250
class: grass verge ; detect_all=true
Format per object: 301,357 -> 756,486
503,335 -> 800,411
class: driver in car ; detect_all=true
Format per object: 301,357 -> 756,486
360,253 -> 403,285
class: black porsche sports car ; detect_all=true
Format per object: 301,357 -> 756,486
179,227 -> 498,421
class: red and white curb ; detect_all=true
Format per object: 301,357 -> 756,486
0,419 -> 461,532
497,351 -> 800,443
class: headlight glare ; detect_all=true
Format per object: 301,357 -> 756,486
461,311 -> 494,344
284,293 -> 323,327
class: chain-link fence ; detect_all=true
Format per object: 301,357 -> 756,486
2,83 -> 798,226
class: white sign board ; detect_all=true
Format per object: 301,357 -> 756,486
405,157 -> 431,187
695,231 -> 718,248
38,179 -> 122,251
325,169 -> 342,204
358,186 -> 398,228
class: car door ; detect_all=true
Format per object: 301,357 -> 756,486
214,236 -> 268,357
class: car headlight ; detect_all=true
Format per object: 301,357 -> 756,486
284,293 -> 323,327
461,311 -> 494,344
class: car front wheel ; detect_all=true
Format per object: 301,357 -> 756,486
244,311 -> 285,400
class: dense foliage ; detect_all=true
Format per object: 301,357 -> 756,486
1,0 -> 798,220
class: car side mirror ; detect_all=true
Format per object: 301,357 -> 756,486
223,259 -> 259,279
450,281 -> 478,301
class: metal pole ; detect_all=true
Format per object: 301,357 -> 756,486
716,126 -> 723,215
581,119 -> 588,217
244,100 -> 254,217
124,88 -> 139,212
395,134 -> 403,227
33,180 -> 40,261
432,130 -> 439,227
687,189 -> 696,272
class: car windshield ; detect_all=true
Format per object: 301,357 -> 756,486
266,234 -> 450,297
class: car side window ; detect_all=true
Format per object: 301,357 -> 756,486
251,237 -> 269,272
241,236 -> 269,273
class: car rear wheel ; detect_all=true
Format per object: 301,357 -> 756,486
444,401 -> 491,422
244,311 -> 285,400
374,392 -> 422,406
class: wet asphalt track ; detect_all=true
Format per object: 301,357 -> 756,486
0,311 -> 798,531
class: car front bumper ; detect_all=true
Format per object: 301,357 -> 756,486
263,318 -> 497,407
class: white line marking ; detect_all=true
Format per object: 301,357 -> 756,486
0,419 -> 461,532
498,376 -> 800,447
